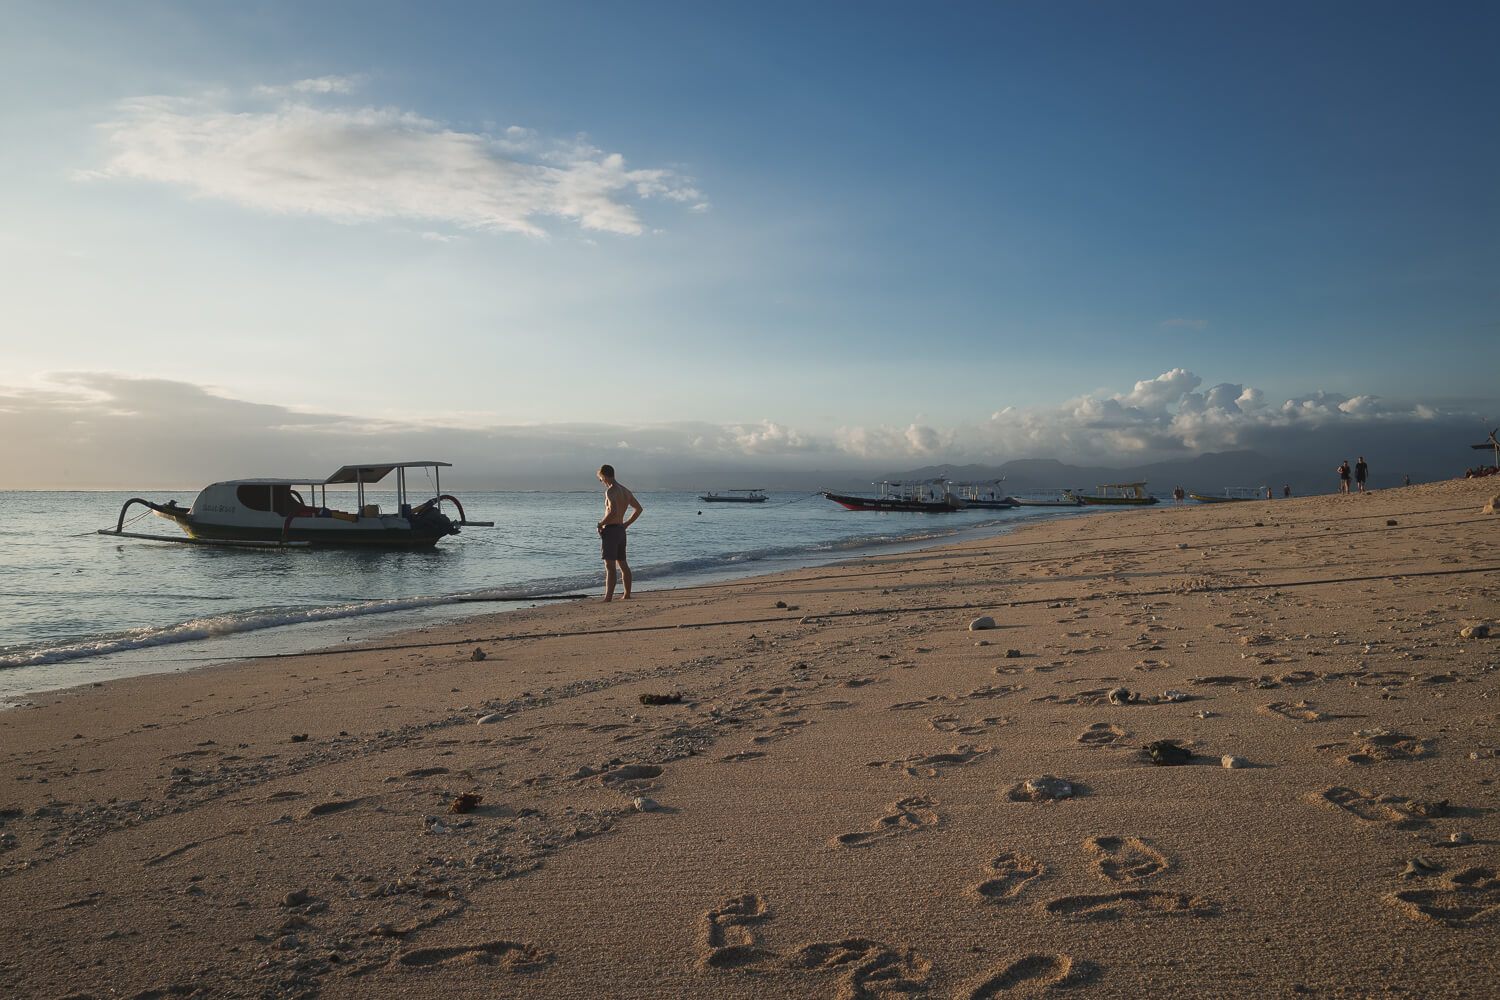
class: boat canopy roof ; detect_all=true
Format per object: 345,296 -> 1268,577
1098,482 -> 1147,488
324,461 -> 452,485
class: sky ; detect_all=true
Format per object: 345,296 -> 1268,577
1,1 -> 1496,488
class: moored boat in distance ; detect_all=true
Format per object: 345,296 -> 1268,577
699,488 -> 769,503
101,461 -> 493,548
1188,487 -> 1268,504
1068,482 -> 1160,506
954,481 -> 1019,509
822,480 -> 965,513
1010,491 -> 1083,507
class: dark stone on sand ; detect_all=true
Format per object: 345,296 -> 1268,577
290,734 -> 309,743
639,693 -> 684,705
1143,740 -> 1193,766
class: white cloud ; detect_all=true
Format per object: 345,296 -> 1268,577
253,75 -> 364,97
83,82 -> 705,237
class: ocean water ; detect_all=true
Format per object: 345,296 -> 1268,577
0,489 -> 1094,701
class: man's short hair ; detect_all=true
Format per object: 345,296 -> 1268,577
599,464 -> 615,478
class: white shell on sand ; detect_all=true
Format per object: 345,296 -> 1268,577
969,616 -> 997,631
1222,755 -> 1248,769
476,712 -> 505,724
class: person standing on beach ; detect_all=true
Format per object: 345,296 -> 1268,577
1283,484 -> 1292,498
1172,485 -> 1185,505
1337,460 -> 1351,493
596,464 -> 643,602
1355,456 -> 1369,493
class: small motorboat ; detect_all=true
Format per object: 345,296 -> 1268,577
101,461 -> 492,548
1068,482 -> 1160,506
699,488 -> 769,504
822,480 -> 965,513
1011,492 -> 1083,507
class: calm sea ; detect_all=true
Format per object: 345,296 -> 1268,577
0,489 -> 1094,702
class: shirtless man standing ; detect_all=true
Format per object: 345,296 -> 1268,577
596,464 -> 643,602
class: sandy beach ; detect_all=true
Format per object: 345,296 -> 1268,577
2,479 -> 1497,999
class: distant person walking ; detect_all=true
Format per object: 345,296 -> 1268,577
1337,460 -> 1351,494
1355,456 -> 1369,493
596,464 -> 644,602
1283,484 -> 1291,498
1172,485 -> 1185,505
1403,474 -> 1411,487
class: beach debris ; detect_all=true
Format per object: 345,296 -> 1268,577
1176,543 -> 1189,550
1451,831 -> 1474,846
1401,858 -> 1441,879
1107,687 -> 1136,705
775,600 -> 788,608
1386,519 -> 1398,526
1005,775 -> 1078,802
1195,710 -> 1215,719
1143,740 -> 1193,766
970,616 -> 998,631
0,833 -> 17,851
1158,689 -> 1190,703
281,888 -> 311,908
470,647 -> 487,661
1221,755 -> 1248,769
1005,648 -> 1022,658
1237,634 -> 1274,646
631,796 -> 660,812
449,793 -> 482,815
476,712 -> 505,725
1484,494 -> 1499,514
975,640 -> 990,647
289,734 -> 309,743
639,692 -> 684,706
1460,624 -> 1491,640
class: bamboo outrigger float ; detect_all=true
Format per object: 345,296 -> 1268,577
100,461 -> 492,549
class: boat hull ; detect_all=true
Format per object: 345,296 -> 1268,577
1073,495 -> 1159,506
1188,494 -> 1258,504
159,511 -> 448,548
1011,497 -> 1082,507
960,498 -> 1020,509
821,491 -> 963,513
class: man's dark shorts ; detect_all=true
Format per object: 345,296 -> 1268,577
600,524 -> 627,561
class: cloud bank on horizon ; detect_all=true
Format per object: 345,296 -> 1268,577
0,368 -> 1473,489
81,77 -> 706,238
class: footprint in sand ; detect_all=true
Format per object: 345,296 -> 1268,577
1084,836 -> 1168,882
785,938 -> 932,999
1042,889 -> 1216,920
1259,701 -> 1327,723
832,796 -> 939,848
398,940 -> 552,971
1385,867 -> 1500,928
931,715 -> 1011,735
1309,786 -> 1450,828
970,852 -> 1046,905
720,750 -> 767,763
698,893 -> 776,969
597,764 -> 664,786
958,953 -> 1094,997
1341,730 -> 1434,766
1076,722 -> 1128,748
867,745 -> 993,778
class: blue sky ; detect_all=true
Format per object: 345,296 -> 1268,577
1,2 -> 1495,484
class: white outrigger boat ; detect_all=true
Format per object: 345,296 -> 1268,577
101,461 -> 491,549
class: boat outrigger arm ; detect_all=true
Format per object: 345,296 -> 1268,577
100,460 -> 494,549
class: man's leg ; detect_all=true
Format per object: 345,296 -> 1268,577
619,558 -> 632,599
604,559 -> 618,601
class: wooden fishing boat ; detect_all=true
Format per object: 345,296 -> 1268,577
1010,492 -> 1082,507
822,480 -> 964,513
953,481 -> 1019,509
1068,482 -> 1159,506
1188,487 -> 1267,504
100,461 -> 492,549
699,488 -> 769,503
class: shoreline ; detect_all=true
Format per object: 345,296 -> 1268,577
0,504 -> 1094,706
1,479 -> 1496,998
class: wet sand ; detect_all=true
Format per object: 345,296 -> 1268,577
1,478 -> 1497,998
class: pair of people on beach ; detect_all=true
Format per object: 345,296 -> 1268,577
1337,457 -> 1369,493
596,465 -> 643,602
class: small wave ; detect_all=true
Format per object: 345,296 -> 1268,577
0,595 -> 461,670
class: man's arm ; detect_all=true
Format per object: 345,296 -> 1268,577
624,493 -> 644,528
